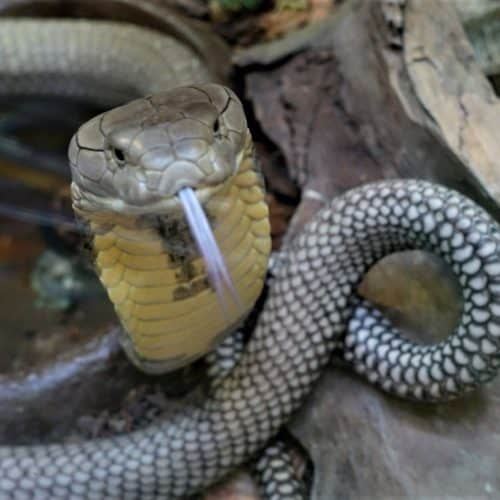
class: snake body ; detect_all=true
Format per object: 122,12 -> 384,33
1,16 -> 500,499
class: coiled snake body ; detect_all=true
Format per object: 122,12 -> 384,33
1,16 -> 500,500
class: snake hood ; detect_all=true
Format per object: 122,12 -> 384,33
67,82 -> 270,373
70,84 -> 248,215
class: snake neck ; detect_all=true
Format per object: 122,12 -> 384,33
76,132 -> 271,374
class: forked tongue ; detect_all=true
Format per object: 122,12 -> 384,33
178,187 -> 242,320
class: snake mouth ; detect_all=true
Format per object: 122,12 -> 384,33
71,178 -> 228,217
70,146 -> 246,217
71,165 -> 240,217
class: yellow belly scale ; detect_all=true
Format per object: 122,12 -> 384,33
87,140 -> 271,373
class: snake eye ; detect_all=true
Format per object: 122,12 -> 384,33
213,118 -> 221,137
111,147 -> 126,165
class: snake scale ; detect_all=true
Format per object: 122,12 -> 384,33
0,14 -> 500,500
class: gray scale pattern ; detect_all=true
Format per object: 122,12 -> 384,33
0,20 -> 212,106
254,441 -> 306,500
343,184 -> 500,400
205,330 -> 246,380
1,180 -> 500,498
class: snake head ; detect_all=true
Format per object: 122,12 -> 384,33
69,84 -> 248,215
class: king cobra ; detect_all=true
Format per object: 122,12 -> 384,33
1,15 -> 500,500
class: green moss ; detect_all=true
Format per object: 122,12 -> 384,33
216,0 -> 264,13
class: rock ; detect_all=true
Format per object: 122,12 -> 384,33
358,250 -> 462,344
289,364 -> 500,499
237,0 -> 500,498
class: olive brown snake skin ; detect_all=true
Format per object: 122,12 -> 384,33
1,15 -> 500,500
